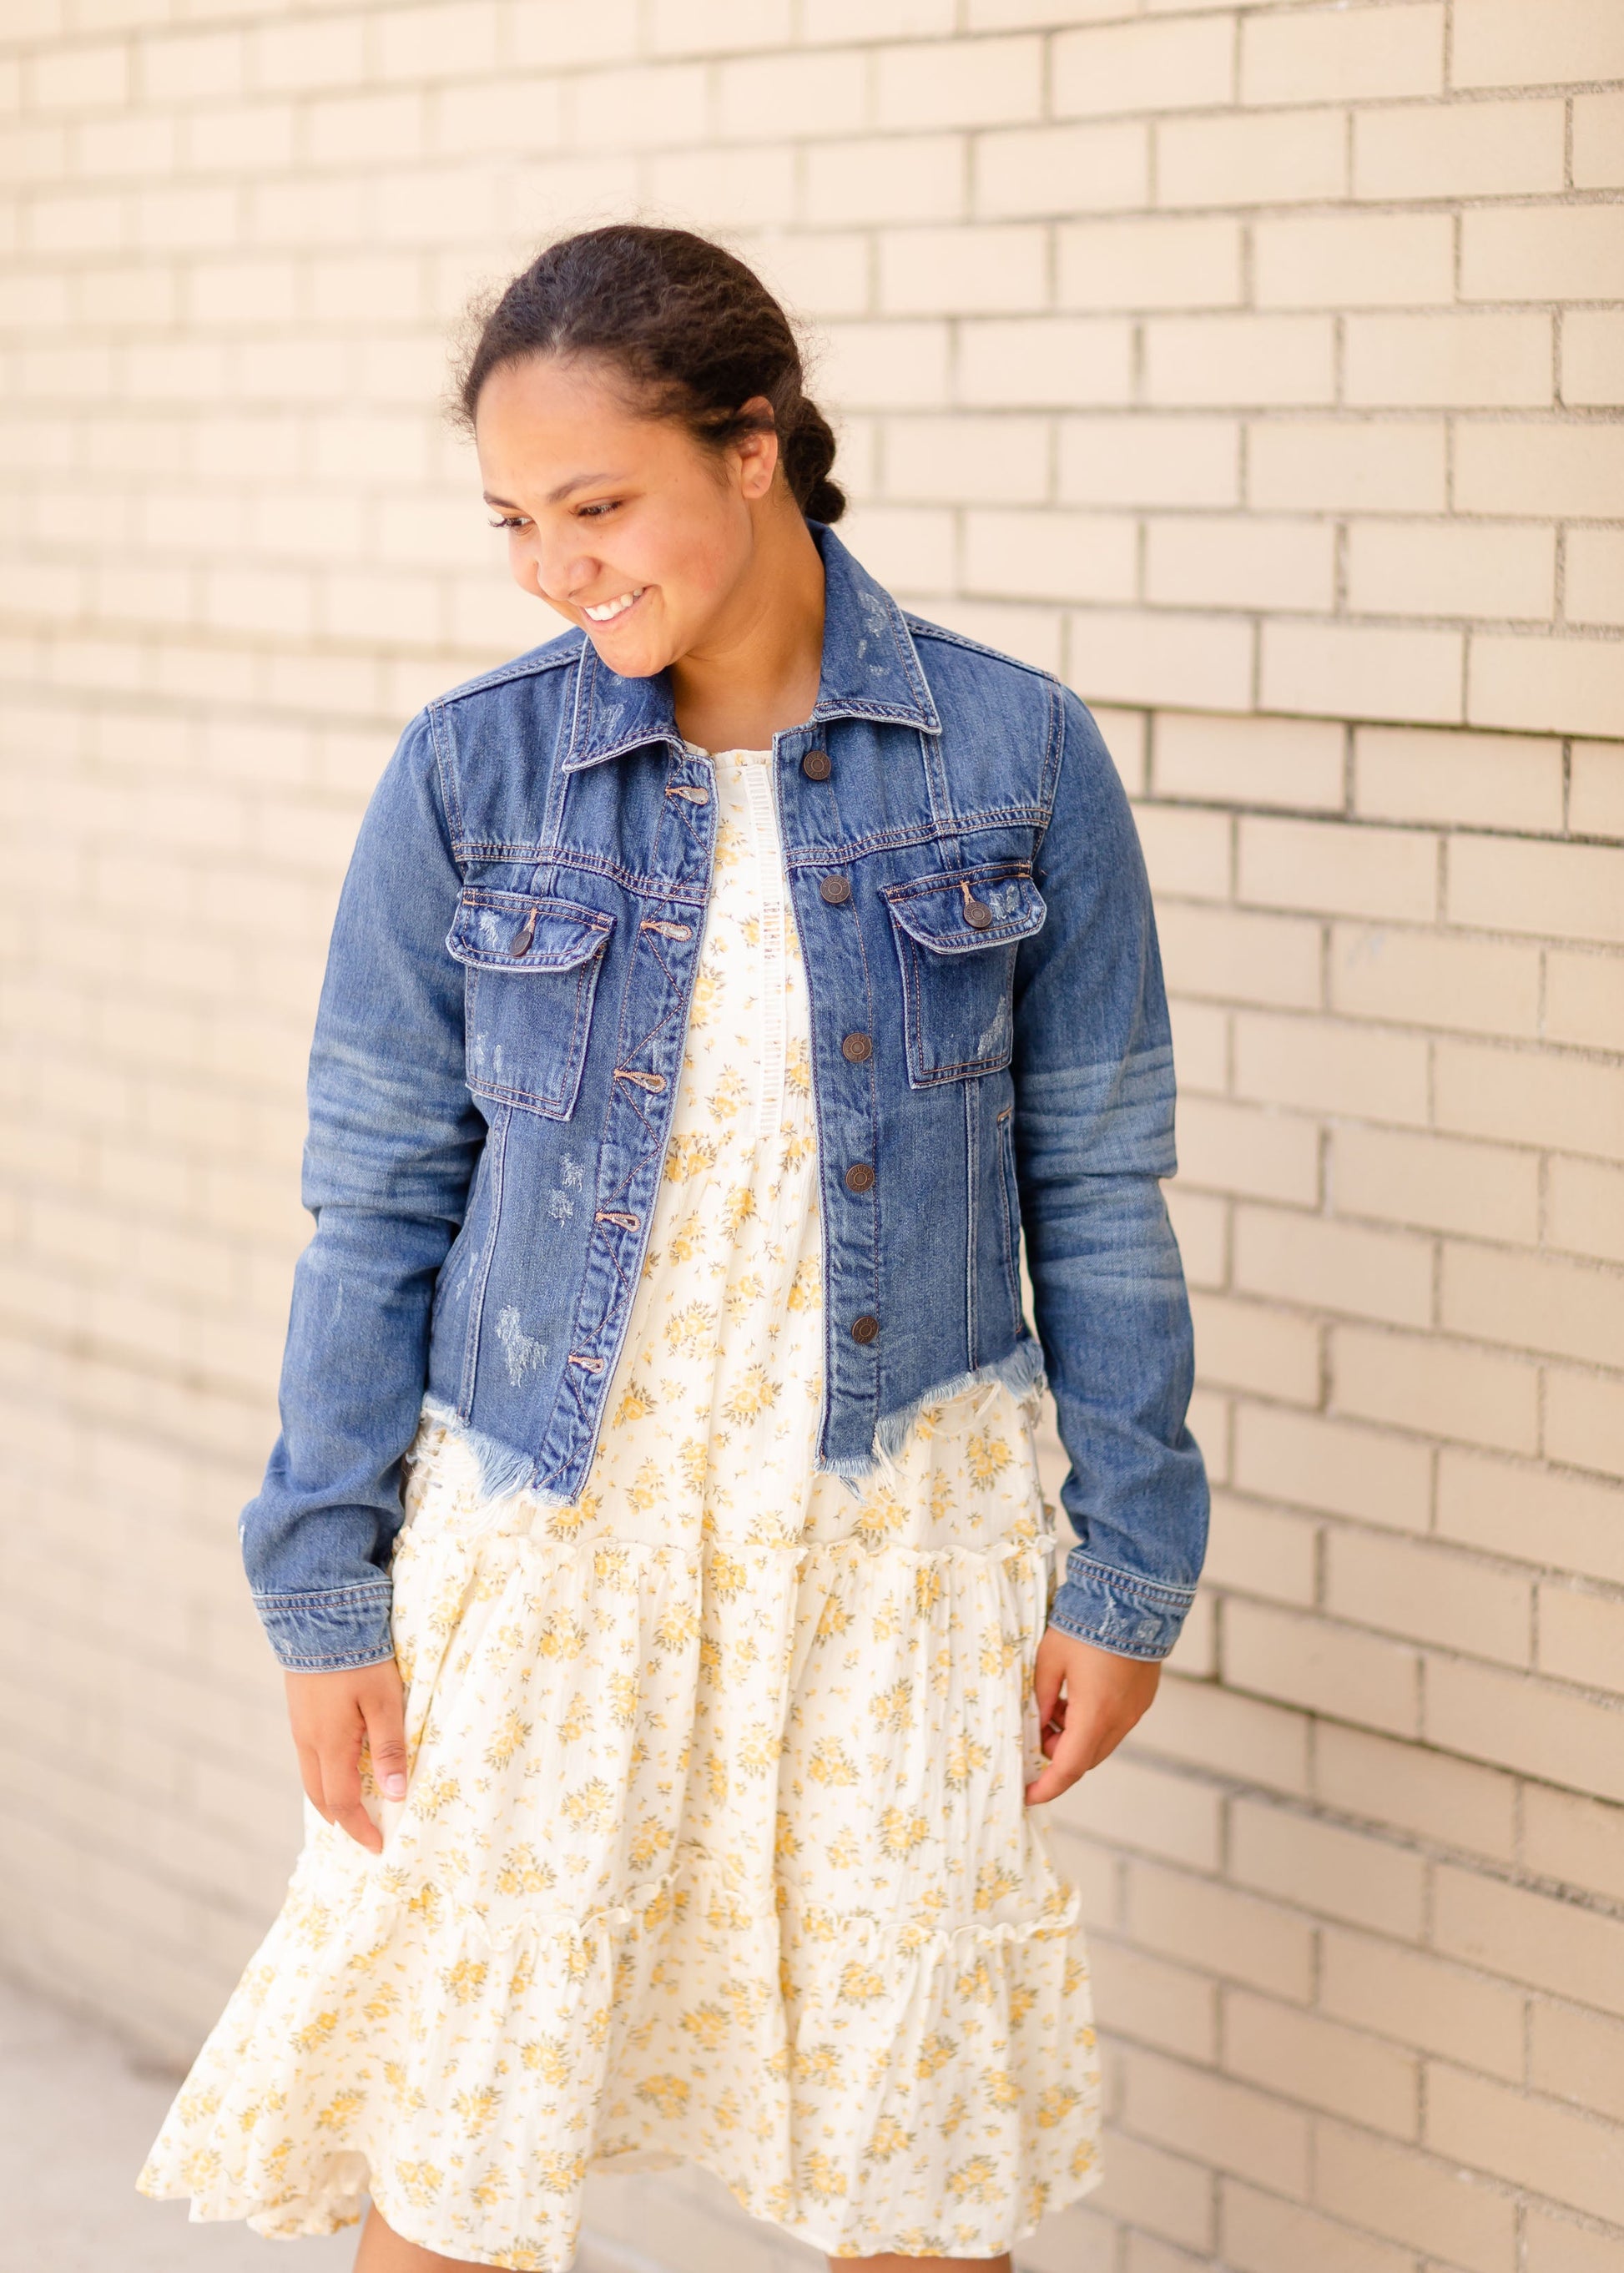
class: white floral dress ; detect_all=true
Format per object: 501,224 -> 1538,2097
137,747 -> 1102,2268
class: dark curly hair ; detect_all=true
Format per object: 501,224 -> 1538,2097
454,224 -> 845,525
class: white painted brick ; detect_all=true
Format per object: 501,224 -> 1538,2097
875,36 -> 1042,131
804,132 -> 964,226
1468,635 -> 1624,742
1345,313 -> 1554,411
1058,215 -> 1243,311
1452,0 -> 1624,90
881,415 -> 1049,505
879,223 -> 1047,315
1157,108 -> 1349,208
820,320 -> 951,411
570,64 -> 708,153
1059,416 -> 1238,507
373,1 -> 500,84
1053,16 -> 1234,120
1248,419 -> 1447,514
1241,3 -> 1444,105
1153,710 -> 1344,811
28,40 -> 129,113
975,119 -> 1147,219
1566,530 -> 1624,629
716,52 -> 868,142
1070,607 -> 1254,714
1145,517 -> 1335,613
506,0 -> 639,68
1261,622 -> 1465,728
1462,206 -> 1624,306
1456,421 -> 1624,519
648,0 -> 792,55
649,147 -> 799,229
1354,95 -> 1566,199
1346,519 -> 1556,622
800,0 -> 956,38
965,508 -> 1137,603
1573,91 -> 1624,192
1571,743 -> 1624,840
1144,316 -> 1335,409
250,14 -> 369,97
1254,209 -> 1455,313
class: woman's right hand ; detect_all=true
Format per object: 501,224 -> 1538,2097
284,1659 -> 409,1856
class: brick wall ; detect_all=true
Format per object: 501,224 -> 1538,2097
3,4 -> 1622,2269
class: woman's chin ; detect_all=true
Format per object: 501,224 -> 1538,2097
585,627 -> 671,679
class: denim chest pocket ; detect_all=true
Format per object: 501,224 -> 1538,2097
446,890 -> 615,1120
882,865 -> 1047,1087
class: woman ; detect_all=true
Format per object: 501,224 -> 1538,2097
138,225 -> 1208,2273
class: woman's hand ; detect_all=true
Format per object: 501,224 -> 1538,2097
284,1660 -> 409,1856
1025,1625 -> 1163,1807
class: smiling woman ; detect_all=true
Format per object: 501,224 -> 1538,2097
456,226 -> 840,757
134,224 -> 1206,2273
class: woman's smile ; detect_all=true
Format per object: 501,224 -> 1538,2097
581,585 -> 647,623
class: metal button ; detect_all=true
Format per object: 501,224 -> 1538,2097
841,1031 -> 872,1063
819,874 -> 851,905
802,748 -> 831,781
963,898 -> 994,930
845,1162 -> 875,1192
850,1314 -> 880,1344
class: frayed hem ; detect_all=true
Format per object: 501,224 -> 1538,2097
816,1338 -> 1049,1495
416,1397 -> 555,1509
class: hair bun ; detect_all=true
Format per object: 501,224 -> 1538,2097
783,396 -> 846,525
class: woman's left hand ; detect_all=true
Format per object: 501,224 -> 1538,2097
1024,1625 -> 1163,1806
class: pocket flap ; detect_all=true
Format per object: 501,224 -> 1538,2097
883,868 -> 1047,955
446,890 -> 615,974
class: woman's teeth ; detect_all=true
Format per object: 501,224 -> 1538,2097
584,588 -> 644,622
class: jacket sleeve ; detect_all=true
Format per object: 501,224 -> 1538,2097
240,708 -> 484,1672
1012,685 -> 1209,1660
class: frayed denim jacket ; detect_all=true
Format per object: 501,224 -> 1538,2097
243,523 -> 1208,1674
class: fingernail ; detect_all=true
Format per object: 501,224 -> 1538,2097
385,1773 -> 406,1798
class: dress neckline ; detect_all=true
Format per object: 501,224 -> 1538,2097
682,739 -> 772,764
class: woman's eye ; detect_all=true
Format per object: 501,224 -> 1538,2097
488,514 -> 530,531
577,500 -> 618,520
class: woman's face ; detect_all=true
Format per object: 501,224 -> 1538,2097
474,353 -> 780,678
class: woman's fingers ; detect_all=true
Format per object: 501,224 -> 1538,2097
1024,1701 -> 1095,1807
284,1662 -> 406,1855
361,1665 -> 411,1802
1024,1627 -> 1164,1806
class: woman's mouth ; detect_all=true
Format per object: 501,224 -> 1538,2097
583,587 -> 646,623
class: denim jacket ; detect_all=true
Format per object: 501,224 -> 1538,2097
243,522 -> 1208,1674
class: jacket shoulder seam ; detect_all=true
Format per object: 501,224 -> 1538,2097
427,633 -> 585,712
901,612 -> 1060,686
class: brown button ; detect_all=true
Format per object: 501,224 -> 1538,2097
851,1314 -> 880,1344
841,1031 -> 872,1063
819,874 -> 851,905
802,748 -> 831,781
845,1162 -> 875,1192
963,898 -> 994,930
509,910 -> 537,955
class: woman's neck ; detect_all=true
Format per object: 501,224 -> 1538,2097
668,503 -> 825,755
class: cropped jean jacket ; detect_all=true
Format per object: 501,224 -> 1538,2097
243,522 -> 1209,1674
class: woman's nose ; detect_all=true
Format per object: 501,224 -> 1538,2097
535,536 -> 596,603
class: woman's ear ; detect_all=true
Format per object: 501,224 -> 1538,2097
734,396 -> 781,501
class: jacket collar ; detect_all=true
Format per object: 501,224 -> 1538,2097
561,521 -> 941,773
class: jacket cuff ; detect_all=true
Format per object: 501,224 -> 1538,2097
1047,1546 -> 1195,1661
252,1583 -> 396,1673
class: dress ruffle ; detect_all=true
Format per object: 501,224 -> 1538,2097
138,1411 -> 1102,2265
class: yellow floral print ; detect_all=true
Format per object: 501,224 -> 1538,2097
136,747 -> 1100,2267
